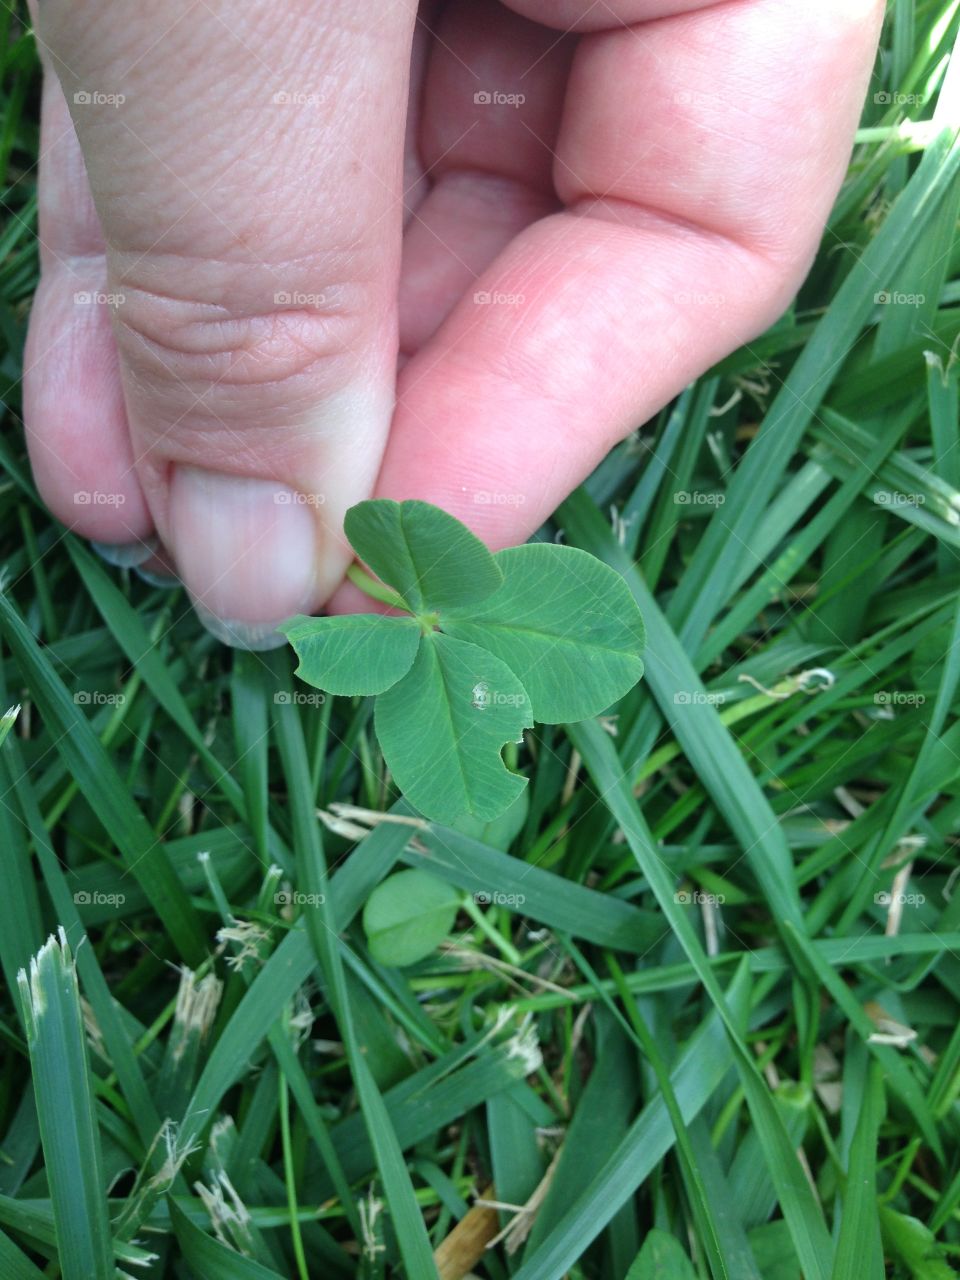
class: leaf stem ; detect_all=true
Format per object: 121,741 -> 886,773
346,564 -> 409,611
461,895 -> 522,966
280,1011 -> 310,1280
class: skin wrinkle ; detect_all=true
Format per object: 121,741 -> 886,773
113,292 -> 367,387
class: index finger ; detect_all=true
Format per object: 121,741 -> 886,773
365,0 -> 884,554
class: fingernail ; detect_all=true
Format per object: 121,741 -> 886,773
168,466 -> 320,651
191,605 -> 288,651
134,548 -> 179,589
134,565 -> 179,589
91,537 -> 158,568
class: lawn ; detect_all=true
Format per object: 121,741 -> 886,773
2,3 -> 960,1278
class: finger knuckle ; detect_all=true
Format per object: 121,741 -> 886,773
111,255 -> 370,394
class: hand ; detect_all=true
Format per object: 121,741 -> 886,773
24,0 -> 883,647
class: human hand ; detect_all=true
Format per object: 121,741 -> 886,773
24,0 -> 883,647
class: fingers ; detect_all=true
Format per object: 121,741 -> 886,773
501,0 -> 726,29
399,0 -> 570,351
364,0 -> 885,552
23,50 -> 153,549
29,0 -> 415,646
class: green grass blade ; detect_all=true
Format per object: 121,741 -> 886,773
269,652 -> 439,1277
16,931 -> 114,1280
561,489 -> 803,930
569,719 -> 833,1280
669,124 -> 960,646
168,1198 -> 287,1278
0,591 -> 206,963
513,963 -> 750,1280
0,1226 -> 46,1280
832,1056 -> 885,1280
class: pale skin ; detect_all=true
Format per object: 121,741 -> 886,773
25,0 -> 885,648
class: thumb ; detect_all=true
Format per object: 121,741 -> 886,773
28,0 -> 413,647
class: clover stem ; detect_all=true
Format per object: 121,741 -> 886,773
460,894 -> 522,966
346,564 -> 409,611
417,611 -> 440,636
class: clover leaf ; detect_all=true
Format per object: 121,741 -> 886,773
362,868 -> 461,967
375,633 -> 531,824
281,614 -> 420,696
344,498 -> 503,611
443,543 -> 646,723
280,499 -> 645,824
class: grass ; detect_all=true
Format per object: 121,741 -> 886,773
1,2 -> 960,1277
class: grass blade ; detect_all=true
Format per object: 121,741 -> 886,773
16,931 -> 114,1280
0,591 -> 206,963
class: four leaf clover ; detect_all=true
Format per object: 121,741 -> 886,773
281,500 -> 645,824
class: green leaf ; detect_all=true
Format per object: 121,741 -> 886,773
0,589 -> 207,965
510,964 -> 751,1280
345,498 -> 503,611
0,703 -> 18,749
410,825 -> 662,954
375,632 -> 532,823
560,489 -> 803,925
450,787 -> 529,850
282,505 -> 643,821
443,543 -> 645,722
0,1226 -> 46,1280
362,868 -> 461,966
626,1229 -> 699,1280
17,932 -> 114,1280
281,613 -> 420,695
268,655 -> 440,1277
569,719 -> 834,1280
832,1060 -> 885,1280
879,1208 -> 957,1280
168,1200 -> 287,1279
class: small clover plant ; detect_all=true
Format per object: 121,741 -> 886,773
280,499 -> 645,824
362,869 -> 460,967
